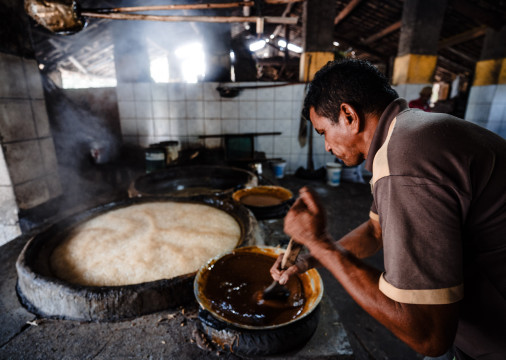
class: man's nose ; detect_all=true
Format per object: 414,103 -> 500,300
325,141 -> 333,154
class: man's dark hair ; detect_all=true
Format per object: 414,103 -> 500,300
302,59 -> 399,123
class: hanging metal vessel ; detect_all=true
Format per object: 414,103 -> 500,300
25,0 -> 87,34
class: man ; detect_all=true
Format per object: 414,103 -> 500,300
271,59 -> 506,359
409,86 -> 433,111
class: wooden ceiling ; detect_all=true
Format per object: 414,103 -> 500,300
29,0 -> 506,83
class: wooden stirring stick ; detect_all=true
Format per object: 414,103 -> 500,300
261,238 -> 303,300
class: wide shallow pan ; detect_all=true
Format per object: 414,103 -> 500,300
16,196 -> 259,322
129,165 -> 258,198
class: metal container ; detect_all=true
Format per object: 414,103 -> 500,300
159,140 -> 180,165
232,185 -> 294,220
145,146 -> 166,173
129,165 -> 258,198
16,196 -> 260,322
193,246 -> 324,356
194,246 -> 323,330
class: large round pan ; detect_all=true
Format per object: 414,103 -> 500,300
232,185 -> 294,220
16,196 -> 260,322
194,246 -> 323,330
129,165 -> 258,198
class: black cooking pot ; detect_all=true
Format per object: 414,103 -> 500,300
193,246 -> 323,356
16,196 -> 259,322
129,165 -> 258,198
232,185 -> 295,220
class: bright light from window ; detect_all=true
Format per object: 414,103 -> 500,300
288,44 -> 302,53
61,70 -> 116,89
277,40 -> 302,53
150,56 -> 169,83
175,42 -> 205,83
249,40 -> 266,52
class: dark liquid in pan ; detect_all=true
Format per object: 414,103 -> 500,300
201,252 -> 305,327
239,194 -> 284,207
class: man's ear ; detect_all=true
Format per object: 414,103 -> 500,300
340,103 -> 361,133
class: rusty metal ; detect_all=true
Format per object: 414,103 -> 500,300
25,0 -> 86,34
24,0 -> 296,35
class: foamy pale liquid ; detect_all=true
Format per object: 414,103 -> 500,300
50,202 -> 241,286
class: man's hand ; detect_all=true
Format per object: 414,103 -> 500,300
270,253 -> 311,285
283,187 -> 332,251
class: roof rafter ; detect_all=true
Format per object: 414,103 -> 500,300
334,0 -> 364,26
449,0 -> 505,30
438,25 -> 487,49
362,20 -> 401,45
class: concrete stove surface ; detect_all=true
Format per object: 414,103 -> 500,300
1,175 -> 423,359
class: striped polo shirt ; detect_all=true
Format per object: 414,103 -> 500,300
365,98 -> 506,358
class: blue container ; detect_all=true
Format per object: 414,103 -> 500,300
272,161 -> 287,179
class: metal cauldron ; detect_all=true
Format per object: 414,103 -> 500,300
16,196 -> 260,322
129,165 -> 258,198
193,246 -> 323,356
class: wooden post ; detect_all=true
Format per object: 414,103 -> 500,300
299,0 -> 336,82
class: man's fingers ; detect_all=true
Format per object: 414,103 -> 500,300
270,254 -> 284,279
290,196 -> 307,213
279,265 -> 300,285
298,187 -> 322,215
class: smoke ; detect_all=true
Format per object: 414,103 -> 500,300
41,74 -> 125,210
42,75 -> 120,166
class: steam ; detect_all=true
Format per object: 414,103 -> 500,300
41,74 -> 124,211
43,75 -> 120,165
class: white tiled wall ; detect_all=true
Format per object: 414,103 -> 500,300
393,83 -> 432,104
0,52 -> 63,245
465,84 -> 506,138
394,82 -> 506,138
116,82 -> 335,174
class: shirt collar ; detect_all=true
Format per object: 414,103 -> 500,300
364,98 -> 408,172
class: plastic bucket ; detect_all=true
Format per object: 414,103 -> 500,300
272,161 -> 287,179
326,162 -> 342,186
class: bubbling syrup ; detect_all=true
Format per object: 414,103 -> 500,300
200,252 -> 305,327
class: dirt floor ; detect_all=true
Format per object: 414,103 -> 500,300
0,169 -> 425,359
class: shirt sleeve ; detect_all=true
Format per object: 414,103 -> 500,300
369,201 -> 379,222
374,175 -> 464,304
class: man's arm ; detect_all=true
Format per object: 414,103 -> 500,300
337,216 -> 382,259
271,217 -> 382,284
311,239 -> 459,356
281,187 -> 460,357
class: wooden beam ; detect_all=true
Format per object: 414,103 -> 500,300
437,54 -> 472,73
438,25 -> 487,49
68,56 -> 89,74
264,0 -> 304,4
449,0 -> 505,31
362,20 -> 401,45
89,2 -> 255,13
334,0 -> 364,26
333,32 -> 387,60
443,47 -> 478,64
80,13 -> 299,25
272,3 -> 295,38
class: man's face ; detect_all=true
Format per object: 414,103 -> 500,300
310,107 -> 364,167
